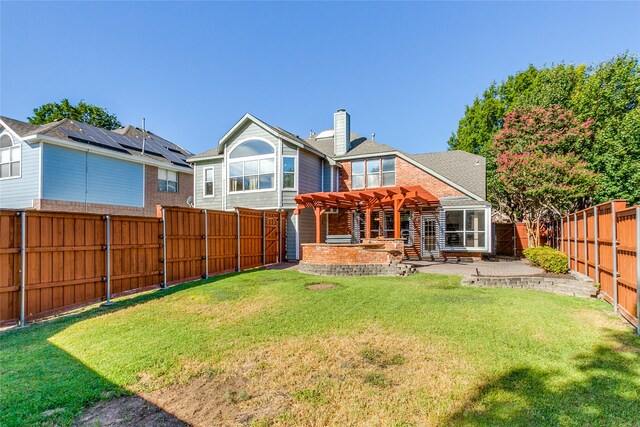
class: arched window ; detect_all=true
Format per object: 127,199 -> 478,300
228,140 -> 275,192
229,139 -> 274,158
0,133 -> 20,179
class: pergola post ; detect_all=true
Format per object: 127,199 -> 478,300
313,205 -> 325,244
365,206 -> 372,239
394,199 -> 401,239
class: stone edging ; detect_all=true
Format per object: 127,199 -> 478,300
461,273 -> 598,298
298,262 -> 415,277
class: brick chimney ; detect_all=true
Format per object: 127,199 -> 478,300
333,109 -> 350,156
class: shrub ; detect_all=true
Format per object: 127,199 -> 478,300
523,246 -> 569,274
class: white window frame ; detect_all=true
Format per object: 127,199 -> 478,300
158,168 -> 179,193
282,155 -> 297,190
351,157 -> 396,190
381,156 -> 396,187
351,160 -> 365,189
443,207 -> 490,251
227,139 -> 276,194
202,166 -> 215,198
0,132 -> 21,180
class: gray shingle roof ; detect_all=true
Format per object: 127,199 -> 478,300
409,151 -> 486,199
1,116 -> 193,170
304,133 -> 396,158
188,115 -> 487,200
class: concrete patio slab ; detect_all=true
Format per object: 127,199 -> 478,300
409,259 -> 544,276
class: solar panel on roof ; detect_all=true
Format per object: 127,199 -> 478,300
59,127 -> 129,153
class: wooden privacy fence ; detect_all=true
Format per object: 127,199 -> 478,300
551,200 -> 639,332
0,206 -> 287,326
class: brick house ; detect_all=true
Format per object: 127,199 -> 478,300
0,116 -> 193,216
189,109 -> 491,260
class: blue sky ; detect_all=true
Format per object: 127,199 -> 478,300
1,1 -> 638,155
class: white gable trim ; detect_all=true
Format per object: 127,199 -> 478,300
217,113 -> 332,163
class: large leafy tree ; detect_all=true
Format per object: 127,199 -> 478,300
449,52 -> 640,206
494,106 -> 598,246
29,99 -> 121,130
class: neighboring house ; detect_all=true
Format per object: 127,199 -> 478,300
0,116 -> 193,216
189,109 -> 491,260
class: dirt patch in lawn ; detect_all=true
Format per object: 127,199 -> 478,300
75,395 -> 188,426
78,327 -> 474,426
306,283 -> 337,291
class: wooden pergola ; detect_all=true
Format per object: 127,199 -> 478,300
293,185 -> 440,243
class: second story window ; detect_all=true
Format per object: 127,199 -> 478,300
352,160 -> 365,189
0,133 -> 20,179
283,157 -> 296,189
158,168 -> 178,192
351,157 -> 395,189
228,139 -> 275,192
203,167 -> 214,197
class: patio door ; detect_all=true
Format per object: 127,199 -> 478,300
422,216 -> 440,257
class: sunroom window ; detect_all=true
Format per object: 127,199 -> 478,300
0,133 -> 20,179
444,209 -> 486,249
228,140 -> 275,192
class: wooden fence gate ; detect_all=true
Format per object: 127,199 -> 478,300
0,206 -> 287,326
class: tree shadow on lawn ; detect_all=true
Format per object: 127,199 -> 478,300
0,274 -> 236,427
447,329 -> 640,426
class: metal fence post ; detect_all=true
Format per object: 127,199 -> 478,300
262,211 -> 266,267
612,201 -> 618,312
583,210 -> 588,276
636,206 -> 640,335
102,215 -> 112,306
594,206 -> 599,285
204,209 -> 209,279
162,208 -> 167,289
19,212 -> 27,327
236,209 -> 241,272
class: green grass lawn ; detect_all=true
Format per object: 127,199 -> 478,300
1,270 -> 639,426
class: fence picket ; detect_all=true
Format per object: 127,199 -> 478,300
553,200 -> 638,332
0,206 -> 285,325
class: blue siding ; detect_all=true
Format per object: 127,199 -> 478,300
42,144 -> 143,207
0,138 -> 40,209
87,154 -> 143,206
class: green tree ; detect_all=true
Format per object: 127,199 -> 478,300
449,53 -> 639,208
494,106 -> 598,246
29,99 -> 121,130
588,108 -> 640,204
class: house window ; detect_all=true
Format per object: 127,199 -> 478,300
283,157 -> 296,189
367,160 -> 380,187
203,167 -> 214,197
444,209 -> 487,249
0,133 -> 20,179
352,160 -> 365,189
228,140 -> 275,192
351,157 -> 395,189
158,168 -> 178,192
381,157 -> 396,186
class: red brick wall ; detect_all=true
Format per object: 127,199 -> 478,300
327,210 -> 351,235
338,156 -> 464,198
144,166 -> 193,214
301,241 -> 404,265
